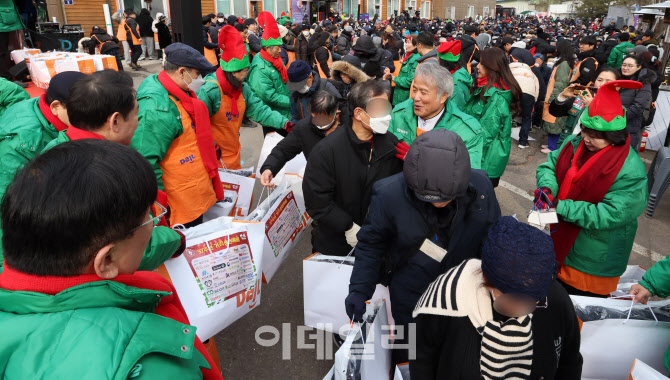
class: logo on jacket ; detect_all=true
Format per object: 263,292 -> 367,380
225,111 -> 240,122
180,155 -> 196,164
554,337 -> 562,365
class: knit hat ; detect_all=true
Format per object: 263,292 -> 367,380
437,40 -> 461,62
580,80 -> 643,132
286,60 -> 312,91
481,216 -> 556,302
278,24 -> 288,38
218,25 -> 250,72
258,11 -> 282,46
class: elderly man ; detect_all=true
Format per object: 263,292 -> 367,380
388,62 -> 484,168
131,43 -> 221,228
345,129 -> 500,362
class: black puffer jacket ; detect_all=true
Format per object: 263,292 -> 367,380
136,9 -> 154,37
353,36 -> 395,77
620,68 -> 655,137
457,35 -> 480,69
303,122 -> 403,256
349,170 -> 500,326
260,115 -> 327,176
336,29 -> 353,55
530,38 -> 556,59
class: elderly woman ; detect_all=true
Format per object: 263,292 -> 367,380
535,80 -> 648,298
412,216 -> 583,379
247,12 -> 292,131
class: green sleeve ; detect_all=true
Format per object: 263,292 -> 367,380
535,145 -> 561,196
137,226 -> 181,271
480,101 -> 511,178
393,59 -> 417,90
462,129 -> 483,170
196,79 -> 222,117
131,99 -> 182,191
243,83 -> 288,129
132,350 -> 208,379
0,80 -> 29,118
548,63 -> 571,103
639,255 -> 670,298
606,47 -> 618,68
556,154 -> 648,230
249,68 -> 290,112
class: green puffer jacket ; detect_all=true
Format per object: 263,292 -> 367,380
389,99 -> 483,169
44,131 -> 182,271
392,53 -> 419,105
246,54 -> 291,119
607,41 -> 635,69
131,74 -> 185,191
536,135 -> 648,277
450,67 -> 472,111
462,85 -> 513,179
0,97 -> 61,269
0,280 -> 209,379
0,0 -> 22,32
197,73 -> 288,128
0,78 -> 29,117
637,254 -> 670,373
543,61 -> 571,135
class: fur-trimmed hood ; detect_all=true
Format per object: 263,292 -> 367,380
330,60 -> 369,83
633,68 -> 657,85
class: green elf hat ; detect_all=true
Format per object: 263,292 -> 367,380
218,25 -> 250,72
437,40 -> 461,62
258,11 -> 282,47
579,80 -> 642,132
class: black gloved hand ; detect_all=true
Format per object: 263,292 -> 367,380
344,292 -> 367,323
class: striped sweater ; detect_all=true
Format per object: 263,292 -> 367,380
414,259 -> 534,380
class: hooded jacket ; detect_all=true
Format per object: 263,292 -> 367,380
329,60 -> 369,98
353,36 -> 395,77
619,68 -> 655,138
607,41 -> 635,69
302,121 -> 403,256
136,9 -> 154,37
574,49 -> 598,86
336,29 -> 353,55
456,35 -> 480,68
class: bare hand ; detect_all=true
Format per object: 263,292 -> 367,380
560,84 -> 577,100
629,283 -> 653,304
383,67 -> 390,76
260,169 -> 275,188
383,72 -> 392,80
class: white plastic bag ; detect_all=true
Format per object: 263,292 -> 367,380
201,190 -> 238,223
256,132 -> 307,184
628,358 -> 668,379
164,219 -> 265,340
245,174 -> 311,283
218,167 -> 256,217
304,253 -> 394,335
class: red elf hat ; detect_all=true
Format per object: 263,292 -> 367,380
580,80 -> 642,132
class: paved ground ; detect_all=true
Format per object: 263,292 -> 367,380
131,60 -> 670,379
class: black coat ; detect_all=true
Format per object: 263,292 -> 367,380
247,32 -> 262,54
88,30 -> 119,55
260,116 -> 327,176
349,170 -> 500,326
136,9 -> 154,37
303,123 -> 403,257
456,35 -> 480,69
295,33 -> 309,63
353,36 -> 395,76
336,31 -> 352,55
156,22 -> 172,49
620,68 -> 655,136
411,280 -> 583,379
574,50 -> 598,86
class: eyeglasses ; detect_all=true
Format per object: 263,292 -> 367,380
133,201 -> 168,231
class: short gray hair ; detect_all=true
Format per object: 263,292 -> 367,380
413,62 -> 454,101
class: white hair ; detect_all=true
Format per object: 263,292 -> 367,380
414,62 -> 454,101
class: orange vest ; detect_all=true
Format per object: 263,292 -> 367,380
91,34 -> 114,55
205,33 -> 218,66
124,21 -> 140,45
314,49 -> 332,79
287,51 -> 296,69
542,65 -> 559,124
570,57 -> 598,84
392,60 -> 401,87
466,44 -> 479,74
117,18 -> 127,41
206,79 -> 247,170
160,96 -> 217,225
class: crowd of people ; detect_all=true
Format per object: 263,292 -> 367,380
0,7 -> 669,379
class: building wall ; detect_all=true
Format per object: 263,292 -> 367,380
202,0 -> 217,15
496,0 -> 531,14
433,0 -> 495,19
63,0 -> 119,35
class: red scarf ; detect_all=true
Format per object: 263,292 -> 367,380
551,135 -> 630,265
216,68 -> 243,117
260,48 -> 288,83
65,126 -> 105,141
0,264 -> 223,380
157,71 -> 223,201
476,76 -> 510,90
402,51 -> 415,64
38,94 -> 69,132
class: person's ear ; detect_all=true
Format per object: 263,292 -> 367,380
440,92 -> 449,104
92,243 -> 119,279
49,100 -> 63,116
109,111 -> 123,134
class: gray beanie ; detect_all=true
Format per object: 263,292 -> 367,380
403,129 -> 471,202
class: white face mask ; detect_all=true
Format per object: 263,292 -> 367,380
297,85 -> 310,94
302,31 -> 310,37
218,18 -> 224,23
361,110 -> 391,134
315,113 -> 337,130
184,70 -> 204,92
